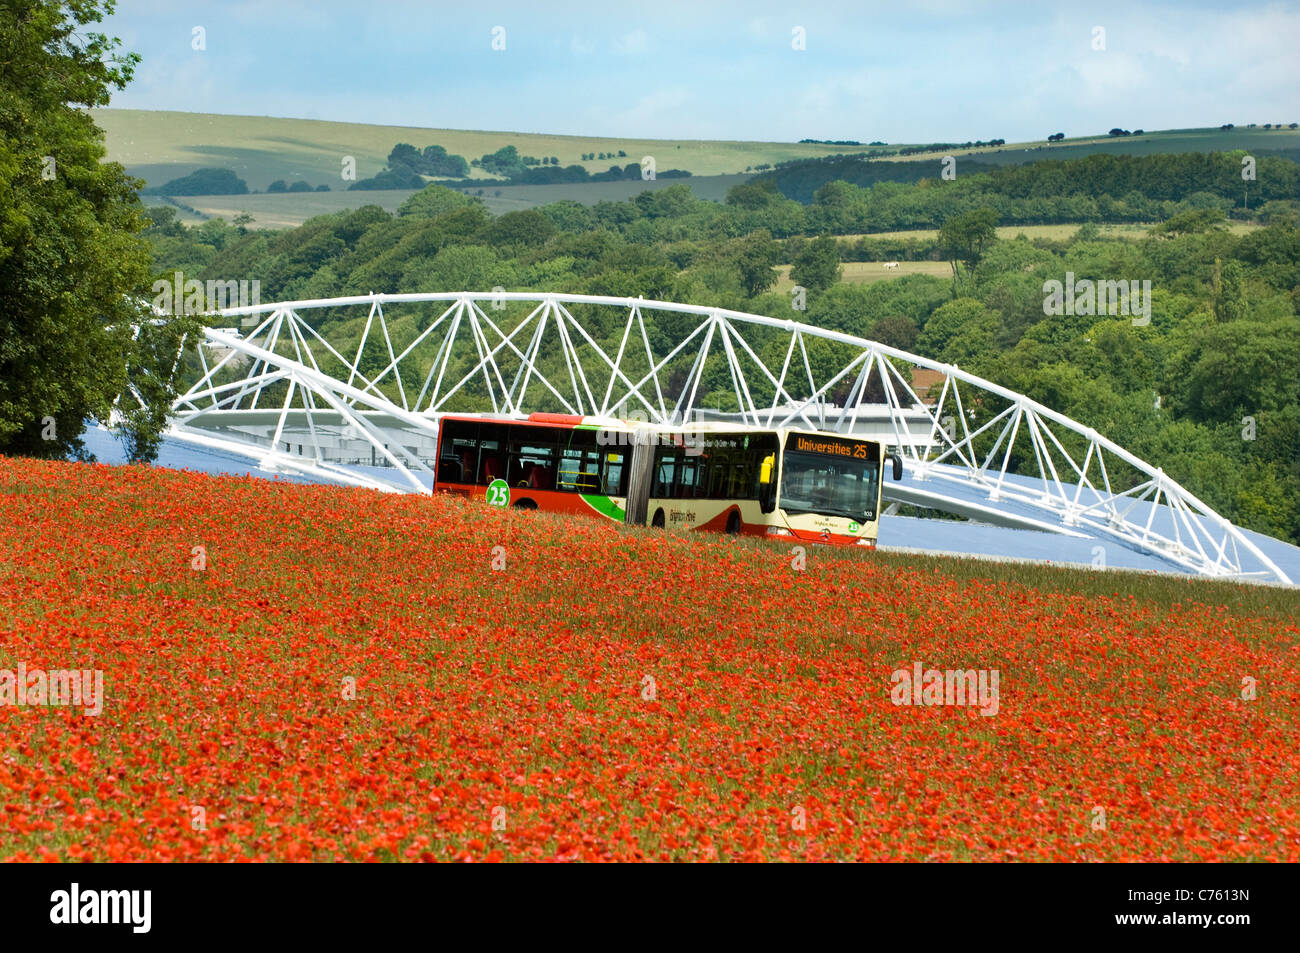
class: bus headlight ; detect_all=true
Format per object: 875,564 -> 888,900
765,526 -> 793,537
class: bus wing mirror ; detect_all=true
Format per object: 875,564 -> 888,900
760,454 -> 775,484
887,452 -> 903,481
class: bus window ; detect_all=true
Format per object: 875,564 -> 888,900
438,441 -> 474,484
454,446 -> 477,483
677,458 -> 699,498
580,449 -> 602,488
602,451 -> 628,496
558,447 -> 578,489
558,447 -> 601,492
780,444 -> 881,522
569,426 -> 600,448
434,419 -> 511,487
469,423 -> 508,486
653,448 -> 677,497
510,441 -> 557,489
729,462 -> 749,498
708,458 -> 727,498
438,419 -> 480,484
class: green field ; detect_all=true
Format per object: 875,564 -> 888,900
835,222 -> 1263,243
100,110 -> 1300,194
93,108 -> 871,191
162,173 -> 753,228
769,219 -> 1266,289
774,260 -> 953,291
107,109 -> 1300,230
152,201 -> 1270,237
891,126 -> 1300,166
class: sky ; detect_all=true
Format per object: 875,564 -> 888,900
100,0 -> 1300,143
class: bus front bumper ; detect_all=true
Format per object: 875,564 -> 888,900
765,526 -> 876,548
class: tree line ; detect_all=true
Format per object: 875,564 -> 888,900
757,150 -> 1300,206
350,142 -> 690,190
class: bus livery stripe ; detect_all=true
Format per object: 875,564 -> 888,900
579,494 -> 626,521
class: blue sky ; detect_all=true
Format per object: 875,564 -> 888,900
102,0 -> 1299,142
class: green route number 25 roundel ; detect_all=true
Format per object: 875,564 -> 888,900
486,479 -> 510,508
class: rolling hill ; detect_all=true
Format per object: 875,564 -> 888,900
96,109 -> 1300,228
92,108 -> 874,191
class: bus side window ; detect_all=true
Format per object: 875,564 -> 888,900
558,447 -> 584,491
730,462 -> 747,498
442,440 -> 476,484
709,459 -> 727,498
602,451 -> 627,496
481,451 -> 505,484
510,442 -> 557,488
677,458 -> 697,498
438,420 -> 477,484
476,423 -> 510,486
653,449 -> 676,497
579,449 -> 601,491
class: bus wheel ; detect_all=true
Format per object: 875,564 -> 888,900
725,511 -> 741,535
651,509 -> 665,529
513,498 -> 538,510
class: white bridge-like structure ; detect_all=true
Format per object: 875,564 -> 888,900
155,292 -> 1293,584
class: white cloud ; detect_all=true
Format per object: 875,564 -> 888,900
613,28 -> 649,55
585,87 -> 694,138
1070,53 -> 1151,106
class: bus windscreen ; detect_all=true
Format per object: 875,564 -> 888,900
780,435 -> 880,522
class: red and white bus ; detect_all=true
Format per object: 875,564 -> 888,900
434,413 -> 901,547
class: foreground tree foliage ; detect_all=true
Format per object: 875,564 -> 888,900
0,0 -> 191,461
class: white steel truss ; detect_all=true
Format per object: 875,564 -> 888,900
158,292 -> 1291,584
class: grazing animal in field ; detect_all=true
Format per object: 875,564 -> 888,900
883,261 -> 900,270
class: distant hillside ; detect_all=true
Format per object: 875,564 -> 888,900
100,110 -> 1300,229
155,174 -> 753,229
886,126 -> 1300,167
92,109 -> 882,191
761,146 -> 1300,205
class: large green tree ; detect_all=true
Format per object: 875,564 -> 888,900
938,207 -> 998,296
397,183 -> 479,219
790,235 -> 841,294
735,229 -> 779,297
1,0 -> 187,461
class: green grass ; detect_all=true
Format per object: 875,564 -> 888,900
94,108 -> 875,190
102,111 -> 1299,194
160,173 -> 753,228
775,260 -> 953,291
457,173 -> 751,211
157,189 -> 420,227
105,109 -> 1299,229
889,126 -> 1300,166
714,529 -> 1300,623
866,547 -> 1300,623
831,222 -> 1263,244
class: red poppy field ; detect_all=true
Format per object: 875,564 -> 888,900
1,456 -> 1298,862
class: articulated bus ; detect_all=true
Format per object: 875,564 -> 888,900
434,413 -> 902,547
